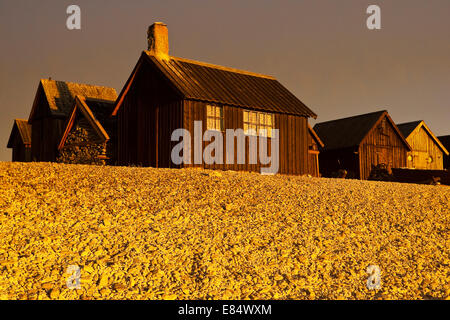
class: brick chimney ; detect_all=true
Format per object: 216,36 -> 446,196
147,22 -> 169,59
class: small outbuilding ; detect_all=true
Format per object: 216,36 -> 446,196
397,121 -> 449,170
57,95 -> 117,165
7,119 -> 32,162
313,110 -> 411,180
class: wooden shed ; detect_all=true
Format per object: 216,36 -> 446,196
57,95 -> 117,165
313,110 -> 411,180
27,79 -> 117,162
113,22 -> 318,175
437,135 -> 450,170
307,124 -> 324,177
7,119 -> 32,162
397,121 -> 449,170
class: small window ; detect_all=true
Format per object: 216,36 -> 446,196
206,105 -> 223,131
243,110 -> 274,138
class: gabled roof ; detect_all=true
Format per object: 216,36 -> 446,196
308,124 -> 324,148
397,121 -> 423,139
7,119 -> 32,148
313,110 -> 411,151
112,52 -> 317,118
58,96 -> 116,150
29,79 -> 118,122
398,121 -> 449,155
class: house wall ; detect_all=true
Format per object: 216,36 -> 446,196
359,116 -> 408,180
405,127 -> 444,170
117,59 -> 183,167
182,100 -> 309,175
11,137 -> 31,162
30,90 -> 65,162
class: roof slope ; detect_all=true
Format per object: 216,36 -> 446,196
113,52 -> 317,118
438,135 -> 450,150
29,79 -> 118,121
313,111 -> 387,151
397,121 -> 449,155
308,124 -> 324,148
58,96 -> 116,149
7,119 -> 32,148
397,121 -> 423,139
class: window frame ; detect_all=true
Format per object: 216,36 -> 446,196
206,105 -> 224,132
243,110 -> 274,138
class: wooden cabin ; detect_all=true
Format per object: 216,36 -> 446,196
27,79 -> 117,162
397,121 -> 449,170
57,96 -> 117,165
437,135 -> 450,170
112,22 -> 318,175
7,119 -> 32,162
313,110 -> 411,180
307,125 -> 324,177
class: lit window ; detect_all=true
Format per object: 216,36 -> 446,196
243,110 -> 274,138
206,105 -> 223,131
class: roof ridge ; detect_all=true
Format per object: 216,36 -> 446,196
397,120 -> 423,126
40,78 -> 118,91
315,110 -> 386,126
146,52 -> 276,80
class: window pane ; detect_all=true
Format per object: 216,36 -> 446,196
243,111 -> 248,123
267,114 -> 273,126
259,113 -> 265,126
207,118 -> 214,130
207,105 -> 213,116
250,112 -> 257,124
216,119 -> 221,131
244,123 -> 249,133
267,127 -> 272,138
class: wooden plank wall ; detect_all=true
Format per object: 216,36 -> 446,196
30,89 -> 66,162
182,100 -> 309,175
405,127 -> 444,170
359,117 -> 408,180
117,60 -> 182,167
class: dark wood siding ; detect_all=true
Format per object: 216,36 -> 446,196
11,138 -> 31,162
30,88 -> 66,162
117,58 -> 183,167
181,101 -> 309,175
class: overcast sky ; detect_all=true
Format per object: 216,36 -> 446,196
1,0 -> 449,161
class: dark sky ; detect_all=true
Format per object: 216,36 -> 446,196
1,0 -> 449,161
